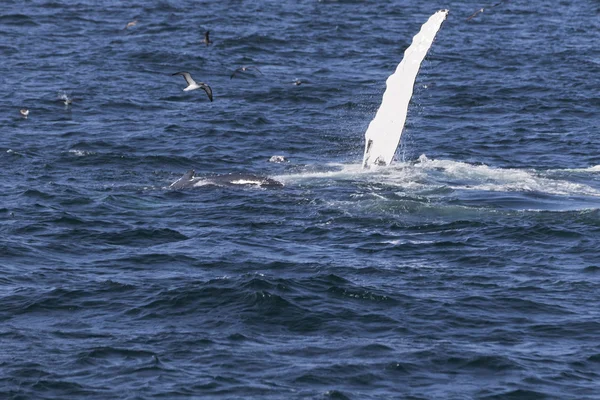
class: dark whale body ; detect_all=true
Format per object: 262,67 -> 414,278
169,170 -> 283,189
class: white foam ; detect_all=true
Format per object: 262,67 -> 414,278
411,155 -> 600,197
275,155 -> 600,199
558,165 -> 600,173
68,149 -> 92,157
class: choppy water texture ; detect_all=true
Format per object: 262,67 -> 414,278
2,1 -> 600,399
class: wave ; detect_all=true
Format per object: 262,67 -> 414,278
0,14 -> 38,26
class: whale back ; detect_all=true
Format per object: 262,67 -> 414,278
168,171 -> 283,189
169,170 -> 196,189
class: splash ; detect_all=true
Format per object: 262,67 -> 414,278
411,155 -> 600,198
57,91 -> 73,106
277,155 -> 600,202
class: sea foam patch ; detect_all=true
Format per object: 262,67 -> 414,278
411,155 -> 600,198
275,154 -> 600,207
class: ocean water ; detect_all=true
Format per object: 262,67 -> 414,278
1,0 -> 600,399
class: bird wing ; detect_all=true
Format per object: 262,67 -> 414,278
173,72 -> 197,87
200,83 -> 213,102
230,68 -> 241,79
466,8 -> 484,20
491,0 -> 508,8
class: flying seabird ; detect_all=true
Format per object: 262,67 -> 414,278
124,19 -> 138,30
172,72 -> 213,102
466,0 -> 509,21
466,8 -> 485,20
19,109 -> 29,118
201,30 -> 212,46
230,66 -> 263,79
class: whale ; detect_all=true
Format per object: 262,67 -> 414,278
169,170 -> 283,189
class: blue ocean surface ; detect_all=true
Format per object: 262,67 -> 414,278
1,0 -> 600,399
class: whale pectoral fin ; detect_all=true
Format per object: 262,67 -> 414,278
362,10 -> 448,169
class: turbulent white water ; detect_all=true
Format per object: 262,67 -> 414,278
278,155 -> 600,207
362,9 -> 448,168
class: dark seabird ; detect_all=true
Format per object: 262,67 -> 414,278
201,30 -> 212,46
230,66 -> 263,79
172,72 -> 213,102
466,0 -> 509,21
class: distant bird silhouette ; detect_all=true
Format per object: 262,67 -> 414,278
230,66 -> 263,79
20,109 -> 29,118
201,30 -> 212,46
172,72 -> 213,102
466,8 -> 484,20
466,0 -> 509,21
124,19 -> 138,30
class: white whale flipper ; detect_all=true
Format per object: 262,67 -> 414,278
362,9 -> 448,168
